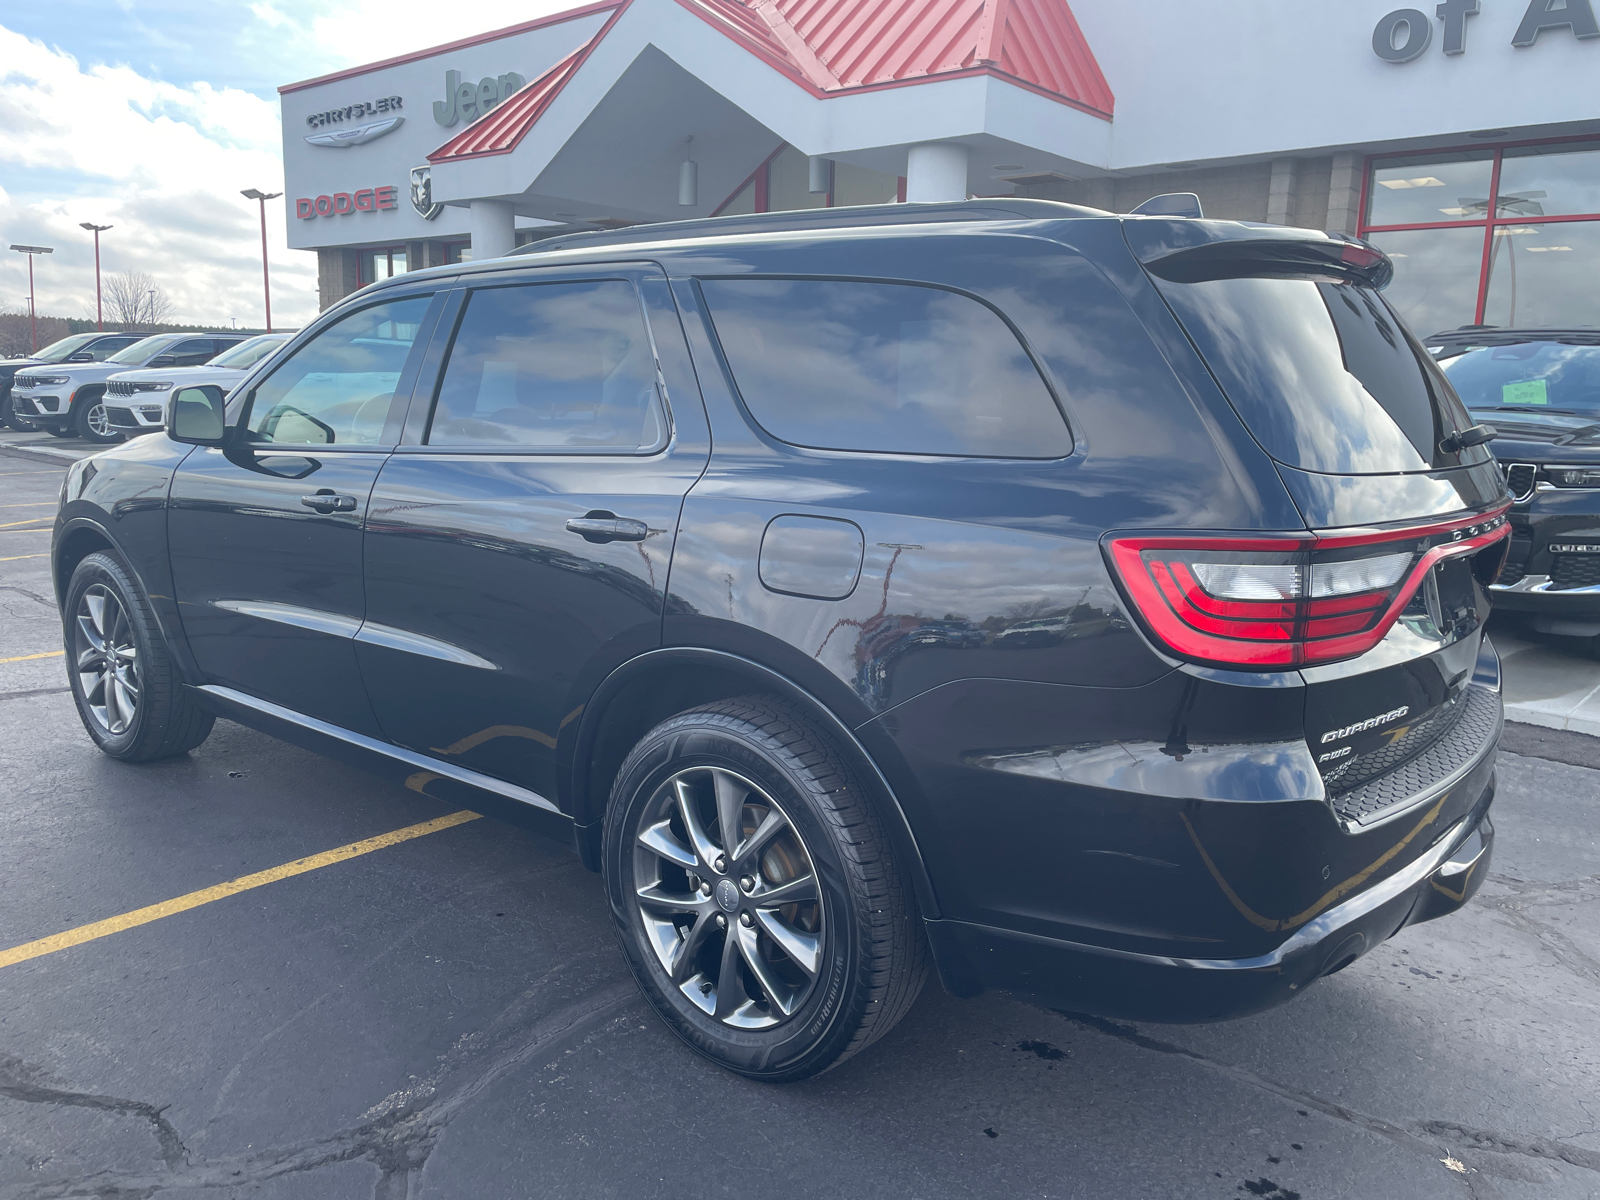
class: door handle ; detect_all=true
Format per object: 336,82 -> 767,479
566,514 -> 649,543
300,492 -> 357,513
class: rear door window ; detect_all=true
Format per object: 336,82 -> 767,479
699,278 -> 1070,458
1151,276 -> 1485,474
425,280 -> 666,452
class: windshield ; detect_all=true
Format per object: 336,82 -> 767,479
1151,275 -> 1488,474
106,335 -> 181,365
32,334 -> 102,362
210,335 -> 288,371
1440,342 -> 1600,419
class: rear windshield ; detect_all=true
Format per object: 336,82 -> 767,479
1439,342 -> 1600,419
1151,276 -> 1488,474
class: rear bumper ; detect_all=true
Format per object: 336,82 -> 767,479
926,789 -> 1495,1023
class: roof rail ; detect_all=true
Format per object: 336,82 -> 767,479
508,197 -> 1110,257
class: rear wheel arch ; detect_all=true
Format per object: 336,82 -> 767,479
569,647 -> 940,918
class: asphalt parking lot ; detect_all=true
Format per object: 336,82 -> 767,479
2,442 -> 1598,1200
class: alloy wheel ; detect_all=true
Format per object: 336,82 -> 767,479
74,584 -> 140,735
632,766 -> 824,1030
87,403 -> 112,439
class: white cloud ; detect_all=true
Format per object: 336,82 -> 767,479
0,24 -> 313,329
0,1 -> 579,335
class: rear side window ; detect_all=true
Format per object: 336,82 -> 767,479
699,278 -> 1070,458
1152,276 -> 1485,474
426,280 -> 665,452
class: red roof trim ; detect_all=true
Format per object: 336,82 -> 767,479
278,0 -> 624,94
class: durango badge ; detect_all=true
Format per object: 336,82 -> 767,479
1320,706 -> 1410,744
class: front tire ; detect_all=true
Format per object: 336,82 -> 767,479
74,391 -> 122,444
64,551 -> 214,761
603,696 -> 926,1081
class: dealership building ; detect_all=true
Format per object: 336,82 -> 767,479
280,0 -> 1600,336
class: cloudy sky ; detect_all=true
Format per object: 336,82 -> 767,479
0,0 -> 571,329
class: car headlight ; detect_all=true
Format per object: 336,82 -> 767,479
1545,466 -> 1600,488
136,381 -> 173,392
25,375 -> 70,385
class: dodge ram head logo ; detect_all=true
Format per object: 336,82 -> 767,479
410,166 -> 443,221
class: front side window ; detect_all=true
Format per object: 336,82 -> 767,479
699,278 -> 1070,458
244,295 -> 432,446
425,280 -> 665,451
89,337 -> 142,359
169,338 -> 218,364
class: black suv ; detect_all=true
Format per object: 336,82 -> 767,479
52,201 -> 1508,1080
1428,327 -> 1600,654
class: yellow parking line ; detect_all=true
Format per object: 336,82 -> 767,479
0,517 -> 53,529
0,650 -> 64,665
0,553 -> 47,562
0,810 -> 482,970
0,502 -> 55,509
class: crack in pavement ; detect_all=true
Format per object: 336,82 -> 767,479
1060,1013 -> 1600,1180
10,981 -> 640,1199
0,1055 -> 188,1171
1477,874 -> 1600,984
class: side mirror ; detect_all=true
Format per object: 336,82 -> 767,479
148,355 -> 176,368
169,385 -> 228,445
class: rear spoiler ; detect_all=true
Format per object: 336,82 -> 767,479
1125,220 -> 1394,290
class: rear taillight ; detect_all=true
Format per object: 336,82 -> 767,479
1105,508 -> 1511,668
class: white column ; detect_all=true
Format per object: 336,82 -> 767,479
905,143 -> 969,203
469,198 -> 516,260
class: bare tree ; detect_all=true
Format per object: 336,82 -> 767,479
103,271 -> 176,329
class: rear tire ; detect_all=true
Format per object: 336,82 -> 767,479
64,551 -> 214,761
603,695 -> 927,1081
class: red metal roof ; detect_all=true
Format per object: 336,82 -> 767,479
675,0 -> 1113,116
424,0 -> 1110,164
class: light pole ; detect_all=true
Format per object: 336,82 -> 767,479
79,223 -> 112,330
241,188 -> 282,333
9,244 -> 54,352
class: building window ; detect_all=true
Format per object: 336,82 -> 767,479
1361,138 -> 1600,336
359,247 -> 407,286
714,145 -> 902,216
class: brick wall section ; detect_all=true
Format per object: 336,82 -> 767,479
317,248 -> 360,311
1014,155 -> 1346,234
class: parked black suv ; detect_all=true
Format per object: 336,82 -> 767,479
1428,327 -> 1600,654
52,201 -> 1508,1080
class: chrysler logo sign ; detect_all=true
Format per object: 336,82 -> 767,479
304,97 -> 406,147
306,117 -> 404,149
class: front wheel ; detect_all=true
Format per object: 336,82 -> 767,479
603,696 -> 927,1081
64,551 -> 214,760
74,393 -> 122,444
